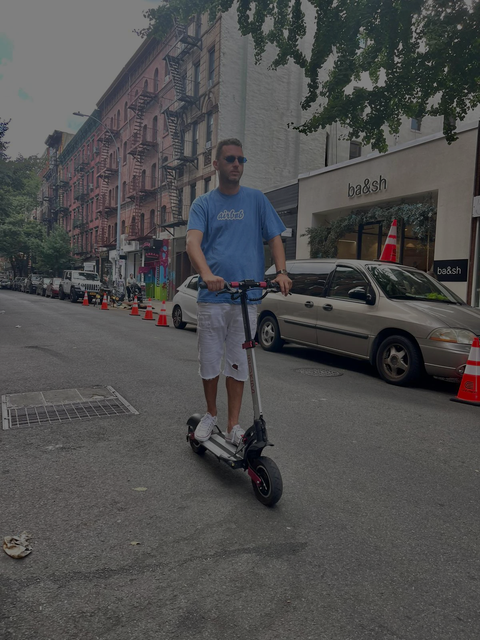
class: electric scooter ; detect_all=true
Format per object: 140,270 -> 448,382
187,279 -> 283,507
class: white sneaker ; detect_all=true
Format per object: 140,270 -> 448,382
194,413 -> 217,442
225,424 -> 245,446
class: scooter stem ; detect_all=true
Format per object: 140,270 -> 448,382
240,288 -> 263,421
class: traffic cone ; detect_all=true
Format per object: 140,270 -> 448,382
379,220 -> 397,262
82,291 -> 89,306
451,338 -> 480,406
143,298 -> 154,320
101,293 -> 108,310
156,300 -> 168,327
130,295 -> 140,316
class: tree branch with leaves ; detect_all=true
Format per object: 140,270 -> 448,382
137,0 -> 480,152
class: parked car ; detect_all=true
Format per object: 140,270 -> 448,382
20,278 -> 29,293
13,276 -> 24,291
172,275 -> 199,329
25,274 -> 46,294
59,270 -> 101,303
0,277 -> 12,289
258,259 -> 480,386
45,277 -> 62,298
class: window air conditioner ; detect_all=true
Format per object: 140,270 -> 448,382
205,141 -> 212,149
94,146 -> 99,154
89,184 -> 94,191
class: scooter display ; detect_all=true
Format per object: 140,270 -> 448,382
187,279 -> 283,507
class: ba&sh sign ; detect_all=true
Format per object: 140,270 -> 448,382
433,259 -> 468,282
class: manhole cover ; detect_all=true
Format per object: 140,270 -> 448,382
294,368 -> 343,377
1,386 -> 138,430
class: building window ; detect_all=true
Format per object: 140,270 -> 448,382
121,220 -> 125,235
193,63 -> 200,98
164,59 -> 169,80
324,132 -> 330,167
349,141 -> 361,160
150,209 -> 155,230
192,122 -> 198,157
206,111 -> 213,145
190,182 -> 196,205
141,169 -> 146,189
123,141 -> 127,164
152,116 -> 158,142
164,114 -> 169,134
411,118 -> 422,132
142,124 -> 148,141
195,14 -> 202,39
204,177 -> 211,193
160,206 -> 166,225
154,68 -> 159,92
151,163 -> 157,189
122,181 -> 127,201
115,185 -> 118,207
143,79 -> 148,91
124,101 -> 128,123
208,48 -> 215,85
140,213 -> 145,236
116,110 -> 120,129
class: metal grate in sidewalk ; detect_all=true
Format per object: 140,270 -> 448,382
2,386 -> 138,430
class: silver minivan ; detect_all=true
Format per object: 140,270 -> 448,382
258,259 -> 480,385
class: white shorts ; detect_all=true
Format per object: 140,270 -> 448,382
197,303 -> 258,382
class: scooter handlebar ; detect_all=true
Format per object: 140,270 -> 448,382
198,279 -> 280,292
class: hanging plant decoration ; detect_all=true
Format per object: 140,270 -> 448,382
304,202 -> 436,259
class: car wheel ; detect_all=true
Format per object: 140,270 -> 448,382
172,305 -> 187,329
59,287 -> 65,300
70,289 -> 77,303
258,315 -> 284,352
376,335 -> 423,386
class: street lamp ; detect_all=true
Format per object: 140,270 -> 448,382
73,111 -> 122,285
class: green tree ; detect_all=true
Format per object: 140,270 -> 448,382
138,0 -> 480,152
36,225 -> 72,276
0,154 -> 43,276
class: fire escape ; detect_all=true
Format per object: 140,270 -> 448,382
126,84 -> 157,238
161,23 -> 201,228
97,130 -> 118,247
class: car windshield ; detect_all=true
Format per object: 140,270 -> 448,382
73,272 -> 99,281
32,276 -> 43,282
367,265 -> 464,304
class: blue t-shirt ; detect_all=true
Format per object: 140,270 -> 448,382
187,186 -> 286,303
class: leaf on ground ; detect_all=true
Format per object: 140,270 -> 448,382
132,487 -> 147,491
130,541 -> 141,546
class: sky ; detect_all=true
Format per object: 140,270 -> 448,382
1,0 -> 158,159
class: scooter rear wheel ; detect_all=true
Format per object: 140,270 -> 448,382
250,457 -> 283,507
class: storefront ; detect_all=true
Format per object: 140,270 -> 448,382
140,240 -> 170,300
297,121 -> 480,304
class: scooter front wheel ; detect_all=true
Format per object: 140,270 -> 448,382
250,457 -> 283,507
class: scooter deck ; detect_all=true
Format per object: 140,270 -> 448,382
201,432 -> 244,463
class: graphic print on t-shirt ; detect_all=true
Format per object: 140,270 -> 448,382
217,209 -> 244,220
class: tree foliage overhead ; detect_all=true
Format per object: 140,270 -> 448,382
137,0 -> 480,152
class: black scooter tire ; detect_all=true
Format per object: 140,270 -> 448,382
250,457 -> 283,507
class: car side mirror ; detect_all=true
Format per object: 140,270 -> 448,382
348,286 -> 376,305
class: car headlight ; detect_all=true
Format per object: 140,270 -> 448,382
428,328 -> 477,344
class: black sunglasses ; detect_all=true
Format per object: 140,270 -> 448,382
224,155 -> 247,164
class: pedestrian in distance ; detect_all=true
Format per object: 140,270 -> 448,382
186,138 -> 292,446
127,273 -> 137,301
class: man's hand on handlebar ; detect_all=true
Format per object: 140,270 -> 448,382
271,273 -> 292,296
201,273 -> 225,292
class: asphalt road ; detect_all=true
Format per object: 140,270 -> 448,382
1,290 -> 480,640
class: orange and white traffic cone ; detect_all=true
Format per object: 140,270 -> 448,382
451,338 -> 480,406
130,295 -> 140,316
143,298 -> 154,320
379,220 -> 397,262
156,300 -> 168,327
101,293 -> 108,310
82,290 -> 89,306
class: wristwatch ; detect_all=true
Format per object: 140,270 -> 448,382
276,269 -> 288,276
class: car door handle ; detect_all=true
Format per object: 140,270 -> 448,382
323,304 -> 333,311
304,301 -> 314,308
